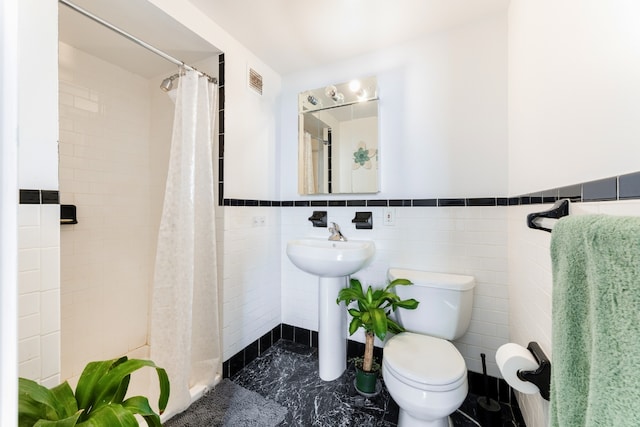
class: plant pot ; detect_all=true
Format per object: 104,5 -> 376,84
354,366 -> 381,396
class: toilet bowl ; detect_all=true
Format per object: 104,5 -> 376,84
382,269 -> 475,427
383,332 -> 468,427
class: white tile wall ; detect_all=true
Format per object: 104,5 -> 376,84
281,205 -> 509,377
508,200 -> 640,427
18,204 -> 60,385
222,206 -> 282,360
58,42 -> 153,380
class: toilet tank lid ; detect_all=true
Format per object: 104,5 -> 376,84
388,268 -> 475,291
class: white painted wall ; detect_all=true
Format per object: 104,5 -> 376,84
148,0 -> 283,201
280,13 -> 508,200
16,0 -> 61,390
508,0 -> 640,196
1,0 -> 19,423
18,0 -> 59,190
508,1 -> 640,425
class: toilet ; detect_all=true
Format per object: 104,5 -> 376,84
382,268 -> 475,427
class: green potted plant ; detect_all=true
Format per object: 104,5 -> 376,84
337,277 -> 419,395
18,356 -> 169,427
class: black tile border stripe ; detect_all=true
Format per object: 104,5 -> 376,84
19,189 -> 58,205
221,170 -> 640,208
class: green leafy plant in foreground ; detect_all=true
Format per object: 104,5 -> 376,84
19,357 -> 169,427
337,277 -> 419,373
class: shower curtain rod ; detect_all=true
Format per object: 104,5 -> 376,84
59,0 -> 217,84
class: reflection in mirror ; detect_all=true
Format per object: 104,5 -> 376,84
298,77 -> 378,195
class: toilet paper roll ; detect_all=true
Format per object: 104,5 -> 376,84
496,343 -> 540,395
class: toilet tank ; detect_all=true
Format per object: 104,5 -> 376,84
388,268 -> 475,340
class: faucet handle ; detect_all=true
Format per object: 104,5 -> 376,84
330,222 -> 340,231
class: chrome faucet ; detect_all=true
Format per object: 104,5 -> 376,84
328,222 -> 347,241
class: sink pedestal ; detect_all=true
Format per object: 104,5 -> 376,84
285,238 -> 375,382
318,276 -> 347,381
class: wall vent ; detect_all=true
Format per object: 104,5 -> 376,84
248,68 -> 263,95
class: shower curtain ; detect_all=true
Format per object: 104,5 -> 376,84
150,69 -> 220,415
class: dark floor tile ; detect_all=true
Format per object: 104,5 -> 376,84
222,340 -> 523,427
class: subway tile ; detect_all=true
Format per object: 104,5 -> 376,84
294,326 -> 311,346
412,199 -> 437,207
18,249 -> 40,272
259,331 -> 272,355
20,189 -> 41,204
228,351 -> 244,378
558,184 -> 582,202
346,200 -> 366,207
244,340 -> 259,366
367,200 -> 387,207
272,324 -> 282,342
438,198 -> 465,207
619,172 -> 640,199
583,177 -> 617,201
466,198 -> 496,207
41,332 -> 60,379
282,324 -> 294,341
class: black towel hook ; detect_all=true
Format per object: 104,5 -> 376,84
527,199 -> 570,233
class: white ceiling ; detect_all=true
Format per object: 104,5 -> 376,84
58,0 -> 510,78
58,0 -> 221,79
188,0 -> 511,75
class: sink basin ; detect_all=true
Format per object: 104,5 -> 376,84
286,238 -> 375,277
286,237 -> 376,380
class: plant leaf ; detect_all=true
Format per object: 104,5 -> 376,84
18,378 -> 75,424
111,374 -> 130,405
75,358 -> 126,416
386,317 -> 406,334
386,278 -> 413,290
122,396 -> 161,427
347,308 -> 361,318
349,278 -> 363,294
393,298 -> 420,310
93,359 -> 170,415
348,317 -> 362,336
370,308 -> 388,341
155,367 -> 170,413
76,404 -> 138,427
33,412 -> 83,427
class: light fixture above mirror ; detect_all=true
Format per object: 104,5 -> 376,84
298,77 -> 379,195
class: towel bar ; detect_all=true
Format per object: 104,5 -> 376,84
527,199 -> 570,232
517,341 -> 551,401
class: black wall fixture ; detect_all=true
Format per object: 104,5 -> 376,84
308,211 -> 327,227
352,211 -> 372,229
60,204 -> 78,224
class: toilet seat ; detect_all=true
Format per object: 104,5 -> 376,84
383,332 -> 467,392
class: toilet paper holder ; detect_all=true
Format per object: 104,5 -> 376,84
518,341 -> 551,400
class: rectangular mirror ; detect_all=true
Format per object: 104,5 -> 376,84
298,77 -> 379,195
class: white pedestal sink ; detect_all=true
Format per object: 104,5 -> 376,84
286,238 -> 375,381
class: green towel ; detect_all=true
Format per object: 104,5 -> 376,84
550,215 -> 640,427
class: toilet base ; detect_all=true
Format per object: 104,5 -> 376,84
398,409 -> 453,427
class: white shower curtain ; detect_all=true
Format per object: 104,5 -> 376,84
150,69 -> 220,415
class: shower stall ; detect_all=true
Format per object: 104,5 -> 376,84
57,0 -> 223,417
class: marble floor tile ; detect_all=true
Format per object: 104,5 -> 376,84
230,340 -> 522,426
